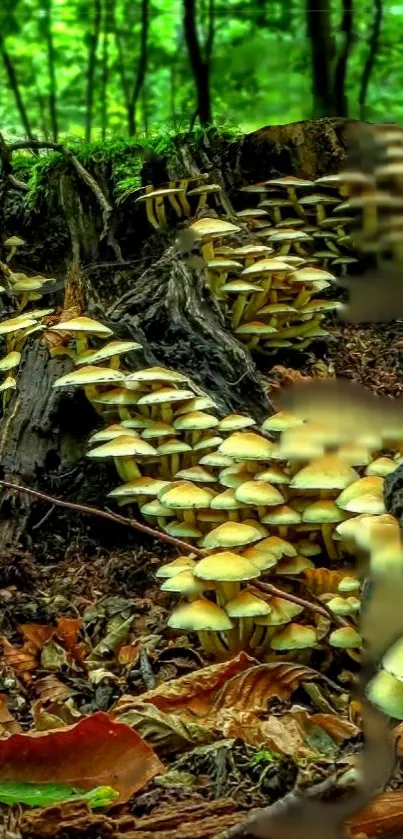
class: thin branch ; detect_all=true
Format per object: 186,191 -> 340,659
0,479 -> 205,557
253,579 -> 347,625
358,0 -> 383,120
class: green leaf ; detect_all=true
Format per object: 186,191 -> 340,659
0,781 -> 119,808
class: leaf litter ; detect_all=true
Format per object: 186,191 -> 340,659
0,472 -> 401,838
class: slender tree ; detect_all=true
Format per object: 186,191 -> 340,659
126,0 -> 149,136
305,0 -> 337,117
41,0 -> 58,141
85,0 -> 102,142
100,0 -> 115,140
183,0 -> 215,126
0,33 -> 34,138
359,0 -> 383,120
334,0 -> 354,117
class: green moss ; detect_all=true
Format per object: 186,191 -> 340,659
10,123 -> 243,209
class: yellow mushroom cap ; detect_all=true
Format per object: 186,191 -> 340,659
261,505 -> 301,526
53,365 -> 126,388
0,351 -> 20,372
108,477 -> 169,498
255,597 -> 304,626
0,315 -> 37,334
271,623 -> 317,650
210,489 -> 247,511
89,424 -> 139,443
246,535 -> 297,559
168,599 -> 233,631
164,521 -> 203,539
382,638 -> 403,682
327,596 -> 357,616
290,456 -> 358,491
0,376 -> 16,392
48,316 -> 113,335
174,466 -> 216,483
254,466 -> 290,485
173,411 -> 219,431
365,457 -> 396,477
92,388 -> 143,405
337,577 -> 361,593
157,438 -> 192,455
87,435 -> 157,458
234,481 -> 284,507
189,218 -> 241,237
137,387 -> 196,405
161,570 -> 206,597
155,556 -> 197,578
218,432 -> 274,460
329,627 -> 362,648
201,521 -> 263,549
75,340 -> 142,365
225,590 -> 271,618
366,669 -> 403,719
158,481 -> 213,509
125,366 -> 189,384
194,552 -> 260,582
218,414 -> 256,432
336,476 -> 385,515
302,500 -> 345,524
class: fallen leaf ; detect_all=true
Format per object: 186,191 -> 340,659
219,708 -> 358,756
0,711 -> 164,804
0,694 -> 22,735
19,624 -> 54,651
34,675 -> 78,704
1,636 -> 37,680
56,617 -> 83,653
347,790 -> 403,836
116,701 -> 215,754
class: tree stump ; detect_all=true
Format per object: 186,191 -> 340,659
0,119 -> 362,551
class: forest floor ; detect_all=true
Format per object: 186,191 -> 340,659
1,315 -> 403,839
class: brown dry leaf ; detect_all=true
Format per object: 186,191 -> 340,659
35,675 -> 78,704
346,790 -> 403,836
55,617 -> 83,651
118,641 -> 141,667
219,708 -> 358,755
0,710 -> 164,804
115,651 -> 258,718
19,623 -> 54,650
0,693 -> 22,735
32,700 -> 70,732
1,636 -> 37,680
115,655 -> 319,732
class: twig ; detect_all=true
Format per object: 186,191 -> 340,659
0,479 -> 205,557
253,579 -> 347,625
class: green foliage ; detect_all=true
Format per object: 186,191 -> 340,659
0,0 -> 402,141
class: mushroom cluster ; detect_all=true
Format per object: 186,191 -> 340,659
129,175 -> 228,229
135,170 -> 365,353
0,307 -> 54,401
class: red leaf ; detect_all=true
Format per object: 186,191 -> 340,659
0,711 -> 163,804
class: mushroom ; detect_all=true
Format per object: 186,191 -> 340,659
86,434 -> 157,482
48,316 -> 113,357
3,235 -> 25,263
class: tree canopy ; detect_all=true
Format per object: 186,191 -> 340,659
0,0 -> 401,142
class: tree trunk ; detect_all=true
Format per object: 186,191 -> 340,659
183,0 -> 212,126
0,119 -> 359,553
85,0 -> 102,142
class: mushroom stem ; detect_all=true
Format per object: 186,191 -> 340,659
254,626 -> 277,657
231,294 -> 248,329
144,197 -> 160,230
171,453 -> 180,478
322,523 -> 338,560
161,403 -> 173,425
239,617 -> 254,651
221,581 -> 240,602
118,406 -> 133,422
183,509 -> 196,527
249,624 -> 266,651
114,457 -> 141,482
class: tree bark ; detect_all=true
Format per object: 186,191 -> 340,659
0,119 -> 361,552
305,0 -> 338,118
359,0 -> 383,120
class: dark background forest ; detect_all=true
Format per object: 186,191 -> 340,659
0,0 -> 397,143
